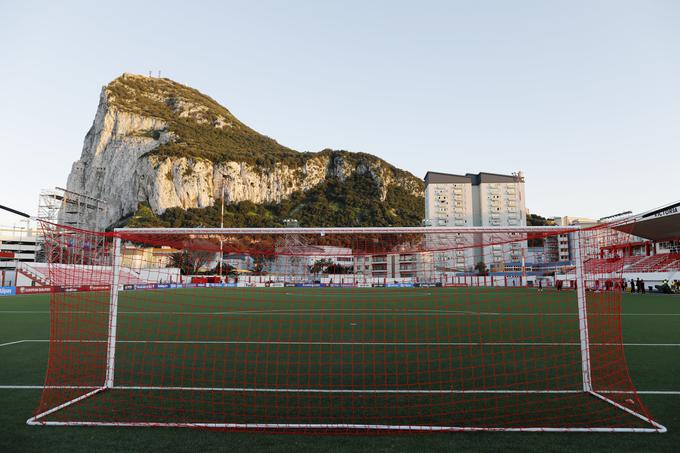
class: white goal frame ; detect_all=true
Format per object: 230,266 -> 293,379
27,226 -> 667,432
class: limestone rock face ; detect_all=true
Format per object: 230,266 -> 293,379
64,74 -> 423,229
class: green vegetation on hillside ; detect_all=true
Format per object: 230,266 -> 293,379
526,213 -> 556,226
123,171 -> 424,228
107,74 -> 301,167
106,75 -> 421,185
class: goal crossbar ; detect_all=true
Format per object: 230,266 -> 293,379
114,226 -> 582,235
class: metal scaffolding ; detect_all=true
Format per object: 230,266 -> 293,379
35,187 -> 108,263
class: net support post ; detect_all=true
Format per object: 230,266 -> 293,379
573,229 -> 593,392
104,236 -> 122,389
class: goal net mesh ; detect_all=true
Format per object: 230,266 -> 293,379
30,223 -> 662,432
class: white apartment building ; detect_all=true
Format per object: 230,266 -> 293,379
353,252 -> 434,281
527,234 -> 570,264
269,245 -> 354,277
0,225 -> 40,268
548,216 -> 598,263
549,234 -> 571,263
552,216 -> 597,227
424,171 -> 527,271
0,224 -> 40,286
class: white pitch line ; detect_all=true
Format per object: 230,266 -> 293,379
22,421 -> 667,432
0,308 -> 586,313
2,309 -> 680,316
601,390 -> 680,395
114,386 -> 582,394
4,339 -> 680,347
615,343 -> 680,346
0,340 -> 27,347
3,308 -> 485,313
0,385 -> 97,389
1,385 -> 678,395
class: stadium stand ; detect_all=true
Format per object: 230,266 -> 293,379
582,254 -> 680,274
584,257 -> 623,274
17,262 -> 148,286
657,253 -> 680,271
625,254 -> 680,273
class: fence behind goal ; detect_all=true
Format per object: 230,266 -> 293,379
28,224 -> 665,432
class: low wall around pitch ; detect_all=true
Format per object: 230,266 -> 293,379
0,284 -> 112,296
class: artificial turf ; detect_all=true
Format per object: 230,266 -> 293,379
1,290 -> 679,452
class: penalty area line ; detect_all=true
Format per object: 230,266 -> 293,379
3,309 -> 680,317
0,385 -> 98,390
3,339 -> 680,347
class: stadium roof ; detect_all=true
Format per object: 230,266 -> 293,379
613,201 -> 680,241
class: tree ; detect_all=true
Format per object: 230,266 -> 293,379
475,261 -> 488,276
169,250 -> 214,275
325,263 -> 353,274
250,255 -> 269,275
126,203 -> 169,228
309,259 -> 334,276
526,214 -> 556,247
214,264 -> 235,276
526,213 -> 555,226
227,266 -> 239,277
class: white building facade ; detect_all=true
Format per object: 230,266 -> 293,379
353,252 -> 434,281
0,225 -> 40,286
424,171 -> 527,271
269,245 -> 354,277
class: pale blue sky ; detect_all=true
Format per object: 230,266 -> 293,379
1,0 -> 679,226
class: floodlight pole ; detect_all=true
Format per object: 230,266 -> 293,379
105,236 -> 122,388
573,229 -> 593,392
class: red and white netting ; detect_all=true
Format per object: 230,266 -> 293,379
28,223 -> 664,432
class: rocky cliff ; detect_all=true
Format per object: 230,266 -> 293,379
65,74 -> 424,229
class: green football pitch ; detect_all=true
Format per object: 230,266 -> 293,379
1,289 -> 679,452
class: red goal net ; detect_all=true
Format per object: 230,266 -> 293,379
28,223 -> 665,432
